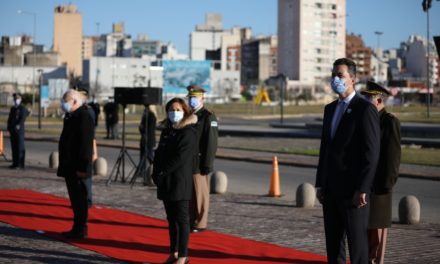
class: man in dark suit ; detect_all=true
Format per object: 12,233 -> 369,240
103,97 -> 119,139
315,58 -> 380,264
7,93 -> 29,169
57,89 -> 94,239
361,81 -> 401,264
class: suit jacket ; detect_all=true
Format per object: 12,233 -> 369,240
57,105 -> 95,178
315,93 -> 380,198
369,108 -> 401,228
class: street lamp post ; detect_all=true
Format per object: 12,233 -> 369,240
277,74 -> 286,124
37,69 -> 43,130
17,10 -> 37,111
374,31 -> 383,83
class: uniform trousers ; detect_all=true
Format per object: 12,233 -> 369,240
9,132 -> 25,167
323,193 -> 370,264
368,228 -> 388,264
191,173 -> 210,228
163,200 -> 190,257
65,176 -> 88,232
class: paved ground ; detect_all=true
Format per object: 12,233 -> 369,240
1,158 -> 440,263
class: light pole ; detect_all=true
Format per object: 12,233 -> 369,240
277,74 -> 286,124
17,10 -> 37,111
37,69 -> 43,129
374,31 -> 383,82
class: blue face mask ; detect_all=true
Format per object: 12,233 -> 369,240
189,97 -> 201,110
331,77 -> 347,95
61,100 -> 72,113
168,111 -> 184,124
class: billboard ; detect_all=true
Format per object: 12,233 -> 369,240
162,60 -> 211,94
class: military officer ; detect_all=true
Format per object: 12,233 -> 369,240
7,93 -> 29,169
361,81 -> 401,264
187,85 -> 218,233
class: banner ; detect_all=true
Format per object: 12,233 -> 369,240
162,60 -> 211,94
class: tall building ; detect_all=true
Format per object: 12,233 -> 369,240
53,4 -> 83,76
346,33 -> 373,82
277,0 -> 346,83
241,36 -> 278,85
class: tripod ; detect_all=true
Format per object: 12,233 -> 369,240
106,104 -> 137,185
130,106 -> 155,188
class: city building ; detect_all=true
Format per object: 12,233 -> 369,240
132,34 -> 161,58
346,33 -> 373,82
241,36 -> 278,85
101,22 -> 132,57
82,56 -> 163,100
277,0 -> 346,84
53,4 -> 83,76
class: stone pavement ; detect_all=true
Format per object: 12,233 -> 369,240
1,160 -> 440,263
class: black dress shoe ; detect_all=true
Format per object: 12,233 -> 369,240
9,165 -> 18,169
191,227 -> 206,233
61,230 -> 87,239
162,256 -> 177,264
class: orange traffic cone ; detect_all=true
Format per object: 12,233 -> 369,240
0,130 -> 7,161
92,139 -> 98,161
0,131 -> 4,155
268,156 -> 281,197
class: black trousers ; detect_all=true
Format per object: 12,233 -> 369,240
323,193 -> 370,264
9,131 -> 25,167
163,200 -> 190,257
65,176 -> 89,232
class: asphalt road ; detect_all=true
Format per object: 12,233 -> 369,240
5,139 -> 440,224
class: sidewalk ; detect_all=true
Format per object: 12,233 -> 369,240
1,159 -> 440,263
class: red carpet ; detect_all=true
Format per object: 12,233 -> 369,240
0,189 -> 327,263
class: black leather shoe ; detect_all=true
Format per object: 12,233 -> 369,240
9,165 -> 18,169
61,230 -> 87,239
191,227 -> 206,233
162,256 -> 177,264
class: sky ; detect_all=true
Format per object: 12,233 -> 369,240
0,0 -> 439,55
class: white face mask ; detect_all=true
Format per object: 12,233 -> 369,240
168,111 -> 184,124
14,99 -> 22,106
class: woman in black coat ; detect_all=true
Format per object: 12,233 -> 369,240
153,97 -> 198,264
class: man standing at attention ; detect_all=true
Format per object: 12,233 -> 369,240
315,58 -> 380,264
361,81 -> 401,264
58,89 -> 94,239
187,85 -> 218,233
7,93 -> 29,169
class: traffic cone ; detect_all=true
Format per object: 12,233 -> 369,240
268,156 -> 281,197
92,139 -> 98,161
0,131 -> 3,155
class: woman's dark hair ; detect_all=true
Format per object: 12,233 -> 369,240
165,97 -> 191,117
333,58 -> 357,78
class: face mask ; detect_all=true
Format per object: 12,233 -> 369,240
61,100 -> 72,113
189,97 -> 201,110
14,99 -> 22,106
168,111 -> 184,124
331,77 -> 347,95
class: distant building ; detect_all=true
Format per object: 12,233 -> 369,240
103,22 -> 132,57
132,34 -> 161,57
277,0 -> 346,84
53,4 -> 83,76
82,56 -> 163,100
241,36 -> 278,85
346,33 -> 373,82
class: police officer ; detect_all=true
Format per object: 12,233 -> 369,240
361,81 -> 401,264
7,93 -> 29,169
187,85 -> 218,233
